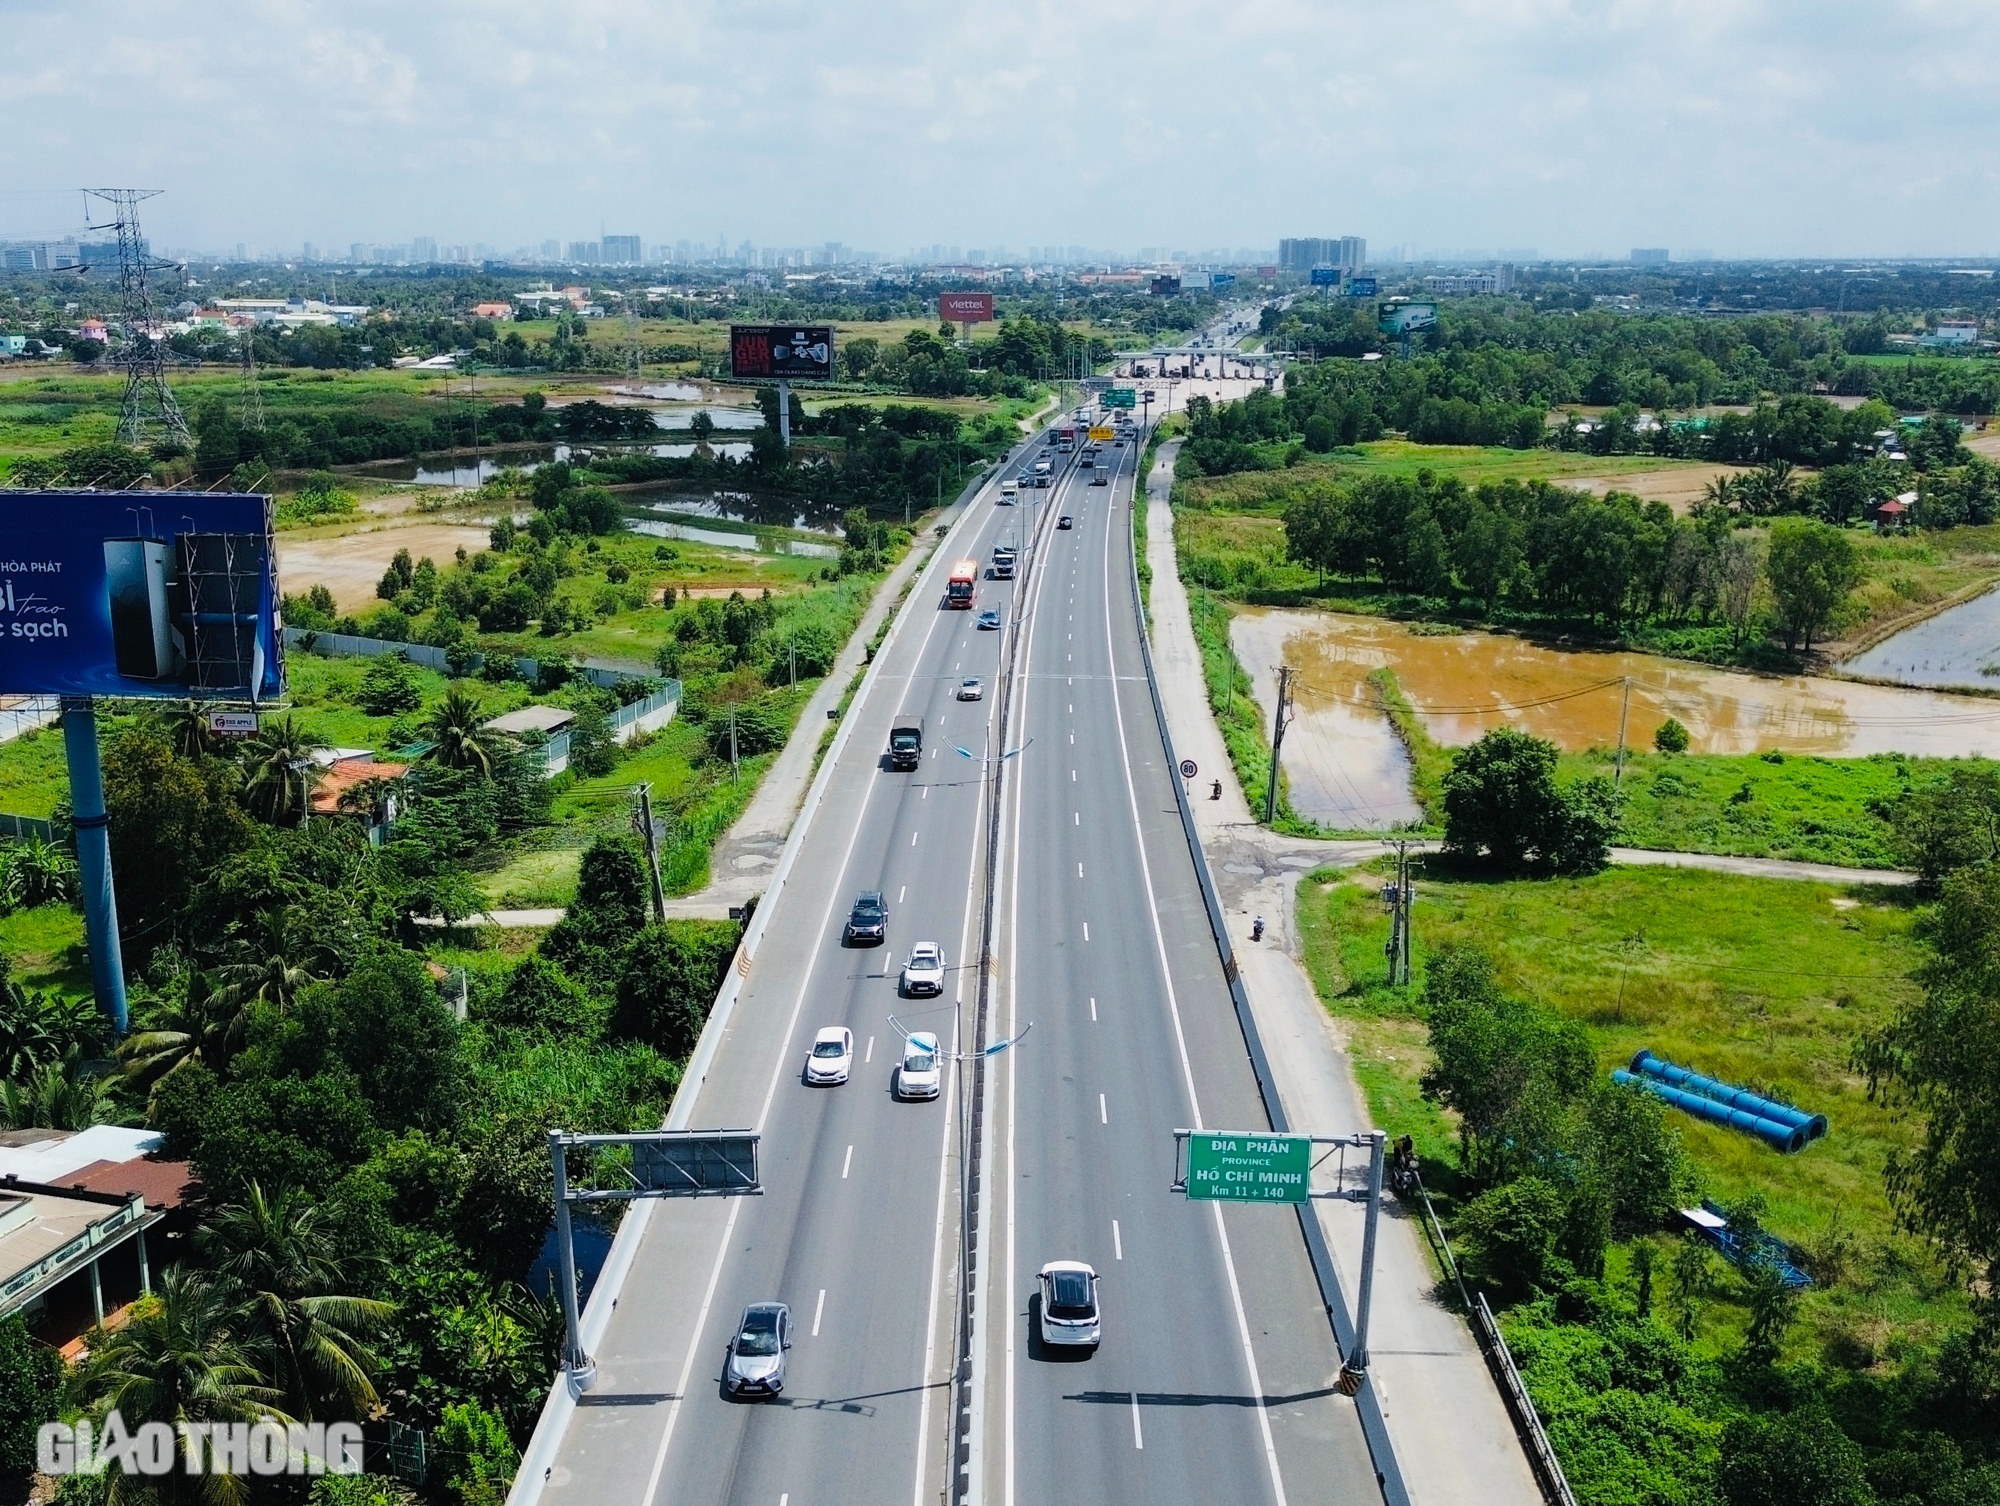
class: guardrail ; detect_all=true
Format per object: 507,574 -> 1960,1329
1403,1166 -> 1578,1506
1121,430 -> 1412,1506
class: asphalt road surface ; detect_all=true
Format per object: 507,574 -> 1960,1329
535,405 -> 1378,1506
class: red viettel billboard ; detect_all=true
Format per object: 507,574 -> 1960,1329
938,292 -> 994,324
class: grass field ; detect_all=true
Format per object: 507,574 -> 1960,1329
0,903 -> 90,996
1175,438 -> 1697,512
1296,861 -> 1961,1361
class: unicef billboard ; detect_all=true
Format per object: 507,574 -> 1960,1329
0,490 -> 283,702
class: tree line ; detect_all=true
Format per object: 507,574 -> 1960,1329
1267,470 -> 1866,656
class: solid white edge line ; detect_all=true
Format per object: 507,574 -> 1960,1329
1101,435 -> 1290,1506
629,454 -> 1018,1506
997,452 -> 1069,1506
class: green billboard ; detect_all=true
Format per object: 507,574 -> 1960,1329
1185,1132 -> 1311,1202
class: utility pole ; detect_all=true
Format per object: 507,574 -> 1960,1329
788,641 -> 797,689
728,704 -> 739,782
1383,841 -> 1416,987
1614,675 -> 1632,789
776,378 -> 791,449
1264,664 -> 1294,825
633,782 -> 667,922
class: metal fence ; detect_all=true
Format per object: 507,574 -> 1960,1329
0,813 -> 54,842
0,697 -> 59,745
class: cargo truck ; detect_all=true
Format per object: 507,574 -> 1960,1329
889,716 -> 924,770
947,559 -> 977,607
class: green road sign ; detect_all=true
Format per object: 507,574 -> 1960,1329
1185,1132 -> 1310,1202
1104,387 -> 1137,408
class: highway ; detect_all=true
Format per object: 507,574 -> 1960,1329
971,391 -> 1376,1504
531,358 -> 1378,1506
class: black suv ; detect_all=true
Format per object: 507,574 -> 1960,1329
844,890 -> 888,946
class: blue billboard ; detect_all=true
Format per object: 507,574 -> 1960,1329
1347,276 -> 1378,297
1209,272 -> 1237,291
1309,267 -> 1340,287
0,490 -> 283,701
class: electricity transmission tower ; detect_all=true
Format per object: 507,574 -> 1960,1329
86,188 -> 190,448
239,322 -> 265,432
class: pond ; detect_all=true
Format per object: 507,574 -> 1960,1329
1841,586 -> 2000,691
1229,607 -> 2000,828
361,434 -> 758,487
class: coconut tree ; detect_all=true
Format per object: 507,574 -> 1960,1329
423,686 -> 509,777
243,716 -> 327,826
118,973 -> 236,1116
0,1049 -> 125,1130
78,1265 -> 284,1505
168,701 -> 220,761
210,908 -> 322,1026
198,1183 -> 392,1422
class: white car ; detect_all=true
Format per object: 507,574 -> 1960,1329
898,1031 -> 942,1100
901,941 -> 946,996
1038,1261 -> 1100,1348
956,677 -> 984,702
805,1026 -> 853,1084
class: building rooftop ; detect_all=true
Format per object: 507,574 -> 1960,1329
485,704 -> 575,736
309,757 -> 411,816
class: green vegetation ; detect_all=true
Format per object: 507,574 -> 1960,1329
1296,860 -> 1994,1506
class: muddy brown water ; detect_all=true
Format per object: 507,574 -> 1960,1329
1230,608 -> 2000,828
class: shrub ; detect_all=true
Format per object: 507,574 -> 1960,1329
358,654 -> 425,716
1653,717 -> 1691,754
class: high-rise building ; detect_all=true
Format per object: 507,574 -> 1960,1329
602,234 -> 642,264
567,240 -> 601,264
1280,237 -> 1366,274
1631,247 -> 1670,265
411,236 -> 438,263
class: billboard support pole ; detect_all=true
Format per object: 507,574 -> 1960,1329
776,379 -> 791,449
60,697 -> 128,1035
548,1131 -> 594,1390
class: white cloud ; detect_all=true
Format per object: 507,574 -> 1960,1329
0,0 -> 1992,256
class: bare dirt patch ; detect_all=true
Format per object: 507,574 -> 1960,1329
279,523 -> 495,611
1563,461 -> 1749,514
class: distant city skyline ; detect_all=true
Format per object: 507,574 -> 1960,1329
2,1 -> 1996,261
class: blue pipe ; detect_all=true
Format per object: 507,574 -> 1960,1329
1629,1050 -> 1828,1140
1612,1070 -> 1807,1153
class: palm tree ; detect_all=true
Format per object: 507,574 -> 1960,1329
210,909 -> 321,1025
1697,475 -> 1738,515
78,1265 -> 284,1505
198,1183 -> 392,1422
243,716 -> 327,826
168,701 -> 220,761
118,973 -> 235,1115
423,686 -> 509,776
0,981 -> 102,1079
0,1050 -> 126,1130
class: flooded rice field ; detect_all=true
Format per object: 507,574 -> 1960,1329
1841,586 -> 2000,691
1230,608 -> 2000,828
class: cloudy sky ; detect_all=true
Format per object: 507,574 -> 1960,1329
2,0 -> 1995,260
